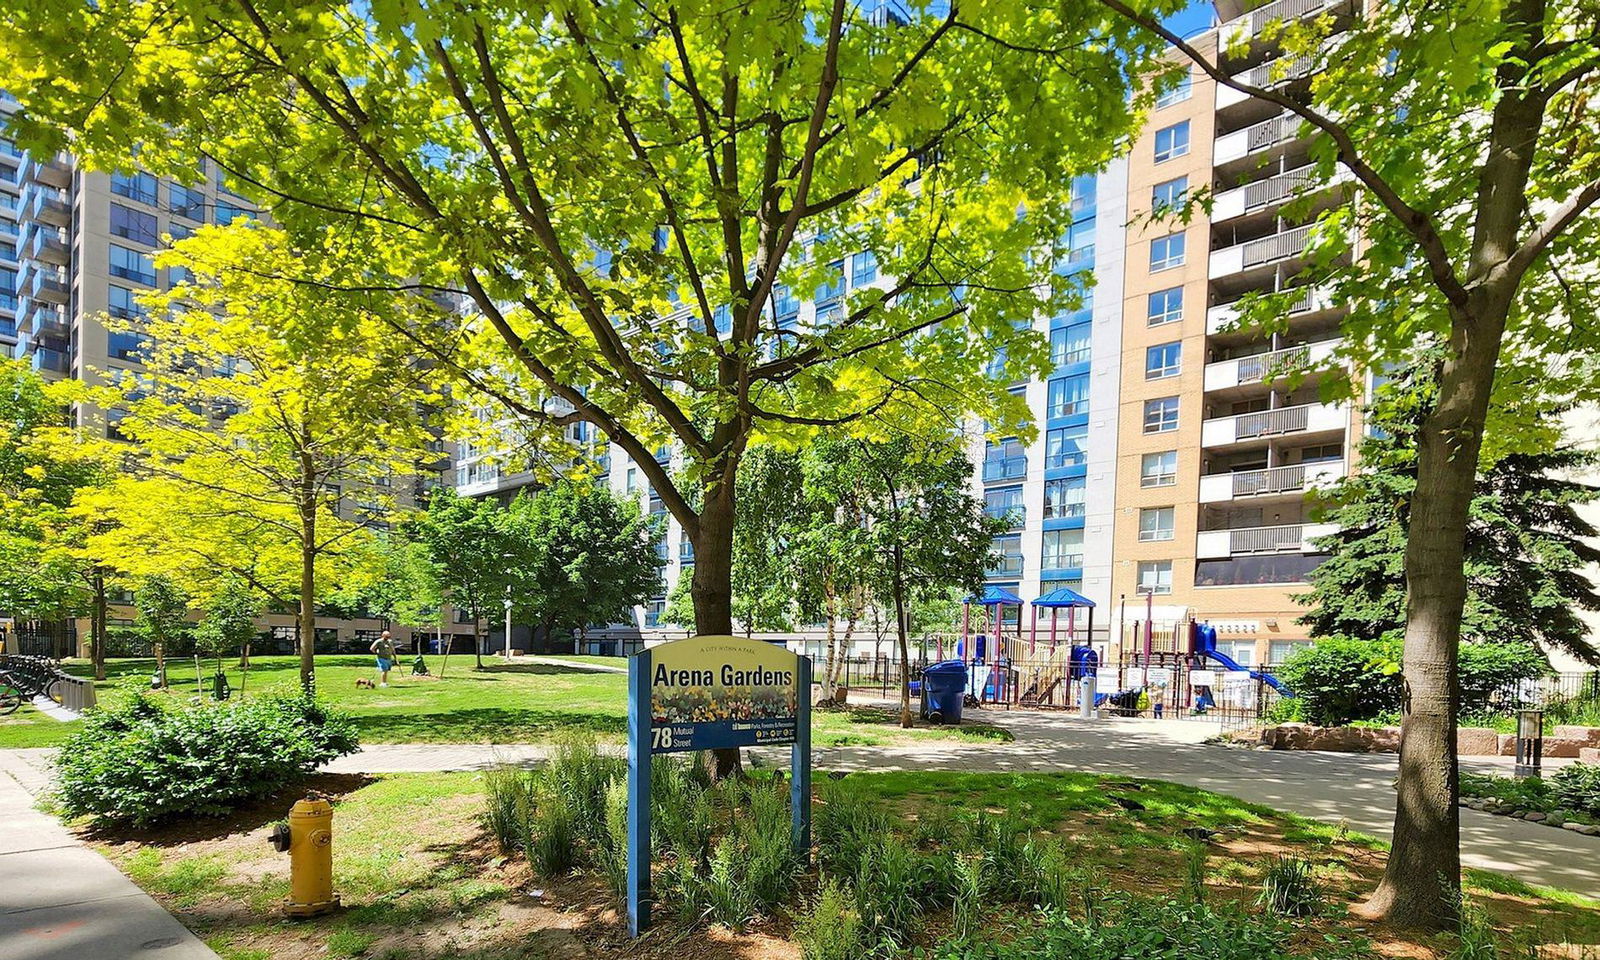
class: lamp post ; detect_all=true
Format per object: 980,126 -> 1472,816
502,585 -> 513,662
1515,708 -> 1544,778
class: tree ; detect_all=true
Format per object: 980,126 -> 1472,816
413,489 -> 526,671
330,533 -> 445,639
1095,0 -> 1600,926
0,360 -> 116,667
0,0 -> 1161,776
77,226 -> 443,692
806,436 -> 1003,726
194,581 -> 261,695
135,575 -> 190,687
1300,374 -> 1600,665
517,482 -> 664,647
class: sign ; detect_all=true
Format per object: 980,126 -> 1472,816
1147,667 -> 1172,685
1190,669 -> 1217,687
626,636 -> 811,938
647,635 -> 802,753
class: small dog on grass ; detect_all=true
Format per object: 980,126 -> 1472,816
354,677 -> 376,690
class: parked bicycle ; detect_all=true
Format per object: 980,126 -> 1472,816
0,655 -> 65,715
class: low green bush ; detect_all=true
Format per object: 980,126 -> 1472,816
932,898 -> 1298,960
1460,772 -> 1556,813
1550,764 -> 1600,818
482,765 -> 534,854
795,877 -> 863,960
55,692 -> 358,827
1258,856 -> 1322,917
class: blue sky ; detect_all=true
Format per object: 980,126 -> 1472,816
1163,0 -> 1216,38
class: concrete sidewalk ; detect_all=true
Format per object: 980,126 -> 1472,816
0,753 -> 220,960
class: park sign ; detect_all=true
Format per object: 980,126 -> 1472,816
626,635 -> 812,937
648,634 -> 802,752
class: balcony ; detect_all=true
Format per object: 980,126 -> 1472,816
21,262 -> 68,302
1197,521 -> 1338,559
1203,339 -> 1340,392
29,346 -> 69,374
984,504 -> 1025,528
23,186 -> 69,226
1220,0 -> 1344,48
23,225 -> 68,264
1207,286 -> 1335,335
18,297 -> 67,339
1214,112 -> 1299,166
1209,224 -> 1313,280
1201,401 -> 1347,448
18,154 -> 70,190
1198,460 -> 1346,504
1042,501 -> 1086,521
1216,54 -> 1315,110
982,456 -> 1027,483
1214,162 -> 1352,222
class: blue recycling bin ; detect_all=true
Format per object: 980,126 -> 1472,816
922,660 -> 968,724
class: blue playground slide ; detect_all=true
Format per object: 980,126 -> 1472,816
1192,622 -> 1293,697
1200,648 -> 1293,697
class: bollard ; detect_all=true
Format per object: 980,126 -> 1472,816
268,798 -> 339,917
1079,676 -> 1097,720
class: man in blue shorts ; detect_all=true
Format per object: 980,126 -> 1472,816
370,631 -> 397,688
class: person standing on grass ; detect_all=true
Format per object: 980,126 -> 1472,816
370,631 -> 397,688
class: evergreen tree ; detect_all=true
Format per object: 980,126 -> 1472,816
1300,374 -> 1600,664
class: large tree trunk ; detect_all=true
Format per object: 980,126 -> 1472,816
693,471 -> 742,779
1358,302 -> 1507,929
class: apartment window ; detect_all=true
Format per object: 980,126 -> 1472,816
1042,476 -> 1086,520
851,250 -> 877,286
713,304 -> 732,335
169,183 -> 205,221
1143,397 -> 1180,433
989,534 -> 1024,576
1138,507 -> 1176,542
983,438 -> 1027,482
1269,640 -> 1314,666
1047,374 -> 1089,418
1149,232 -> 1186,271
1147,287 -> 1183,326
108,244 -> 157,286
625,467 -> 638,493
983,486 -> 1024,526
1041,528 -> 1085,569
1141,451 -> 1178,487
109,203 -> 159,246
816,260 -> 845,305
1045,425 -> 1087,469
1145,341 -> 1182,380
107,329 -> 151,362
1137,560 -> 1173,595
1299,443 -> 1344,463
1049,320 -> 1092,367
1156,70 -> 1193,109
108,284 -> 145,321
1153,121 -> 1190,162
1152,176 -> 1188,213
110,171 -> 158,206
215,199 -> 253,224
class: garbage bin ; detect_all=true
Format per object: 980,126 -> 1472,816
922,660 -> 968,724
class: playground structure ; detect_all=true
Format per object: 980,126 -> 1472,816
946,592 -> 1294,720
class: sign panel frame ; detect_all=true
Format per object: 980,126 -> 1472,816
626,636 -> 811,937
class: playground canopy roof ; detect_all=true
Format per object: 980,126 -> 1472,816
1034,586 -> 1096,608
969,585 -> 1024,606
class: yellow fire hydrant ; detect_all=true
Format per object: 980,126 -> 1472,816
268,797 -> 340,917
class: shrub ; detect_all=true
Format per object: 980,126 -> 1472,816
728,780 -> 800,912
1457,642 -> 1548,712
931,898 -> 1293,960
525,781 -> 579,877
652,757 -> 714,865
816,779 -> 893,877
541,732 -> 625,849
601,776 -> 630,897
482,765 -> 535,854
853,833 -> 926,946
704,836 -> 753,929
1550,764 -> 1600,818
1460,772 -> 1556,813
795,877 -> 863,960
1258,856 -> 1322,917
54,692 -> 357,827
1277,638 -> 1403,726
951,853 -> 989,939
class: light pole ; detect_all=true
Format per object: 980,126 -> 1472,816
502,584 -> 513,662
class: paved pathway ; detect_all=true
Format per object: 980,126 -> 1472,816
0,752 -> 220,960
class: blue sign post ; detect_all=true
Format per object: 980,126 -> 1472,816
626,636 -> 811,938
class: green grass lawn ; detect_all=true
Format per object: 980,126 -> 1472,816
91,769 -> 1600,960
0,654 -> 1011,750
